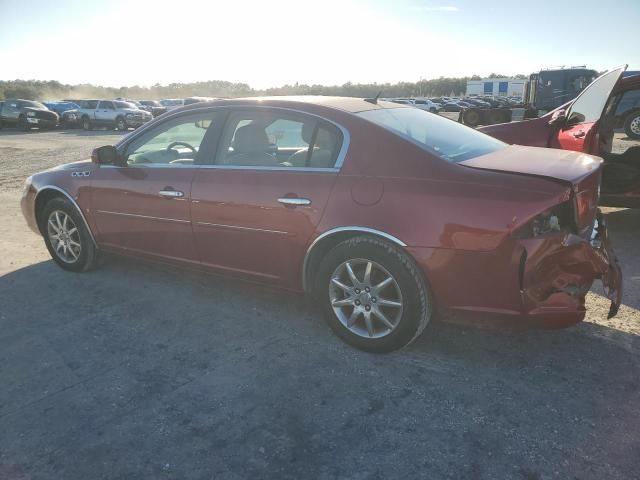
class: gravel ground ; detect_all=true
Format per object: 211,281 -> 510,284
0,130 -> 638,479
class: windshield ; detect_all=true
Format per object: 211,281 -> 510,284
115,101 -> 136,109
357,107 -> 506,163
20,100 -> 46,109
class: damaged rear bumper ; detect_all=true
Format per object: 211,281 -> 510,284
520,209 -> 622,326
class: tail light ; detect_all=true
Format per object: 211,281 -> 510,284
573,184 -> 600,230
513,201 -> 576,239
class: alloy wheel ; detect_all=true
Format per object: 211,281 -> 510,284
329,258 -> 403,338
47,210 -> 81,263
630,116 -> 640,136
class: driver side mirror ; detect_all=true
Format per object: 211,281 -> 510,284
548,109 -> 567,127
91,145 -> 124,166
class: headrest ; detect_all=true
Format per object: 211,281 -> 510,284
232,124 -> 269,153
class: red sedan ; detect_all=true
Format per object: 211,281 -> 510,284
20,97 -> 622,352
480,66 -> 640,208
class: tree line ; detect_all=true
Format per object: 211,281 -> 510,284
0,74 -> 528,101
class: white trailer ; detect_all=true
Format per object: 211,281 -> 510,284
466,78 -> 526,98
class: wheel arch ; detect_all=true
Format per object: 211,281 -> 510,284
35,186 -> 97,247
302,227 -> 408,293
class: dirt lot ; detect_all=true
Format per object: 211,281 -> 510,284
0,130 -> 639,479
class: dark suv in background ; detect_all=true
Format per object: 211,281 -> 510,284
0,99 -> 59,130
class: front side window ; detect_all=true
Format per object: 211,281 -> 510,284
216,110 -> 341,169
124,112 -> 217,166
357,107 -> 505,163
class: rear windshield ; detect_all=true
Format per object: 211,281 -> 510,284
356,107 -> 506,163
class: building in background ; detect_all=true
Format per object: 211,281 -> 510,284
466,78 -> 526,98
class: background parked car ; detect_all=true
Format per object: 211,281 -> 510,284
183,96 -> 217,105
138,100 -> 167,117
73,99 -> 152,131
44,101 -> 80,120
160,98 -> 184,110
613,88 -> 640,139
413,98 -> 442,113
441,102 -> 463,112
0,99 -> 58,130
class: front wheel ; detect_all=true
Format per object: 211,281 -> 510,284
624,111 -> 640,139
41,197 -> 97,272
315,236 -> 432,353
18,115 -> 31,131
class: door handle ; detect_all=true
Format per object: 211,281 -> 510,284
159,189 -> 184,198
572,130 -> 586,138
277,197 -> 311,206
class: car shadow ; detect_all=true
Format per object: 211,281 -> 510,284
1,256 -> 638,478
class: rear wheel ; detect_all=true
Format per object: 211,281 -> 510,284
315,236 -> 432,353
624,111 -> 640,139
41,197 -> 97,272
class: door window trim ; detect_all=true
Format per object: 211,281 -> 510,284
114,105 -> 351,173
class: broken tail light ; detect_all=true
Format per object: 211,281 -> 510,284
513,201 -> 576,239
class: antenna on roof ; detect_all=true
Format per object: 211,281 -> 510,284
364,90 -> 383,104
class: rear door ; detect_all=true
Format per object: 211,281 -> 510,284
191,107 -> 346,288
555,66 -> 626,152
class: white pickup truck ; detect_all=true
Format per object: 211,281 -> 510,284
70,100 -> 153,131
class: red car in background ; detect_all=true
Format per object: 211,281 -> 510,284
481,66 -> 640,208
20,97 -> 622,352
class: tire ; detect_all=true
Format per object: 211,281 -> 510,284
314,235 -> 432,353
115,116 -> 127,131
18,115 -> 31,131
430,107 -> 437,113
41,197 -> 97,272
82,116 -> 93,131
462,109 -> 481,127
624,111 -> 640,140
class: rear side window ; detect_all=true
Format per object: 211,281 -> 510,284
357,107 -> 505,163
216,110 -> 342,169
99,101 -> 114,110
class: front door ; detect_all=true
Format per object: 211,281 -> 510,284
90,110 -> 221,263
191,108 -> 345,287
95,101 -> 116,125
554,66 -> 626,152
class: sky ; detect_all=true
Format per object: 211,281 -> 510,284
0,0 -> 638,89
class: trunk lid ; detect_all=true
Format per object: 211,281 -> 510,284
461,145 -> 602,229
